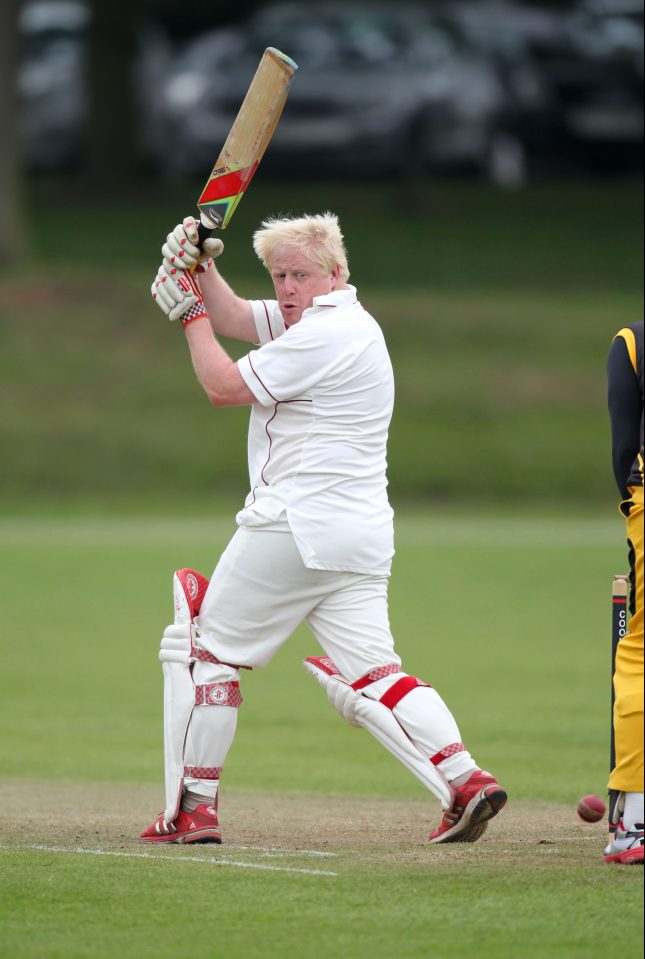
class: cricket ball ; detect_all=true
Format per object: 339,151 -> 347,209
576,794 -> 606,823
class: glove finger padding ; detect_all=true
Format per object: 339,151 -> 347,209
202,237 -> 224,260
162,219 -> 203,270
152,264 -> 184,314
152,264 -> 203,324
161,217 -> 224,273
183,218 -> 224,262
189,237 -> 225,274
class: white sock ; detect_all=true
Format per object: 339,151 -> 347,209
181,790 -> 215,813
622,791 -> 644,829
451,768 -> 480,788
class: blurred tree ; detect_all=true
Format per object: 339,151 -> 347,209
83,0 -> 279,187
143,0 -> 261,36
85,0 -> 139,187
0,0 -> 25,265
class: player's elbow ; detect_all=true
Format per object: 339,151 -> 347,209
197,361 -> 254,407
206,387 -> 234,408
204,378 -> 254,408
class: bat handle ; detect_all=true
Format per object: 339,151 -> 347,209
197,220 -> 212,246
189,219 -> 214,275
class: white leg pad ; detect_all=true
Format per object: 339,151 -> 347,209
183,661 -> 240,801
304,659 -> 452,809
159,623 -> 195,824
354,695 -> 453,809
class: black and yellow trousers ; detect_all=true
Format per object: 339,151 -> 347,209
609,485 -> 644,793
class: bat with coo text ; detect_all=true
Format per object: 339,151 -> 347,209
608,573 -> 629,830
609,573 -> 629,772
195,47 -> 297,245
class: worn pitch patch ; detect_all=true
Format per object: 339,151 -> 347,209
0,779 -> 607,871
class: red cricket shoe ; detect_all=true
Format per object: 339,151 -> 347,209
428,769 -> 507,844
140,803 -> 222,844
603,823 -> 644,864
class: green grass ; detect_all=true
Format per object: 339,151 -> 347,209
0,177 -> 643,956
0,847 -> 640,959
0,510 -> 627,796
0,510 -> 642,959
0,283 -> 641,506
17,175 -> 644,295
0,176 -> 642,506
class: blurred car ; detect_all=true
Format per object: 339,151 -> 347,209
155,1 -> 532,186
567,0 -> 644,65
532,0 -> 644,169
18,1 -> 173,172
558,0 -> 643,163
418,0 -> 643,174
18,1 -> 90,170
430,1 -> 565,171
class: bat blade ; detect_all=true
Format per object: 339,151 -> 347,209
608,572 -> 629,833
197,47 -> 297,231
609,573 -> 629,772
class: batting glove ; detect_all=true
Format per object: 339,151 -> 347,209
151,263 -> 209,328
162,216 -> 224,273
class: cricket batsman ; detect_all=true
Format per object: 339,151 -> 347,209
140,213 -> 507,845
605,319 -> 644,865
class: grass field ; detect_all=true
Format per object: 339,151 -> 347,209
1,176 -> 642,956
1,177 -> 642,506
1,510 -> 643,959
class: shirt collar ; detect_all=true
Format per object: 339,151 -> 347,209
307,285 -> 358,313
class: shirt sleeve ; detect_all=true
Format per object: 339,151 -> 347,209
607,333 -> 641,498
249,300 -> 285,346
237,315 -> 348,407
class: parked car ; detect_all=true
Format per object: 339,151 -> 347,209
554,0 -> 644,166
18,1 -> 173,172
18,1 -> 90,170
418,0 -> 643,174
155,1 -> 533,186
567,0 -> 643,65
430,1 -> 564,171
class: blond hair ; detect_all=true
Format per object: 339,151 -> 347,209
253,212 -> 350,283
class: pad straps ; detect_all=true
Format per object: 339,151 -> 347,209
351,663 -> 431,709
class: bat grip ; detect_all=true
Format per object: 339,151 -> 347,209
197,220 -> 212,246
188,219 -> 214,275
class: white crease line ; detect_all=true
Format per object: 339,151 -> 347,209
226,843 -> 337,858
5,844 -> 337,877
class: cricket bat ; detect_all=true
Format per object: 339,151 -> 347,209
608,573 -> 629,832
609,574 -> 629,771
194,47 -> 297,244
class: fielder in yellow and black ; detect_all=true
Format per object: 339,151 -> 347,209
605,319 -> 644,865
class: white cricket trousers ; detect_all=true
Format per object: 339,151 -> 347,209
183,527 -> 472,800
195,527 -> 400,679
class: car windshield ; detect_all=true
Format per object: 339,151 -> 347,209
23,31 -> 81,60
433,3 -> 562,58
568,10 -> 644,56
250,7 -> 440,67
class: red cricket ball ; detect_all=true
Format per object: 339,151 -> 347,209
577,794 -> 606,823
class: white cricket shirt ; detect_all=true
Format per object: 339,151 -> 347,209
236,286 -> 395,575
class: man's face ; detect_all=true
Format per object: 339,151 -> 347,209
268,247 -> 340,326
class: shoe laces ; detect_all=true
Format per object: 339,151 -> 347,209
442,797 -> 467,827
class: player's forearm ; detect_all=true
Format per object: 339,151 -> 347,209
199,264 -> 256,342
184,318 -> 254,407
